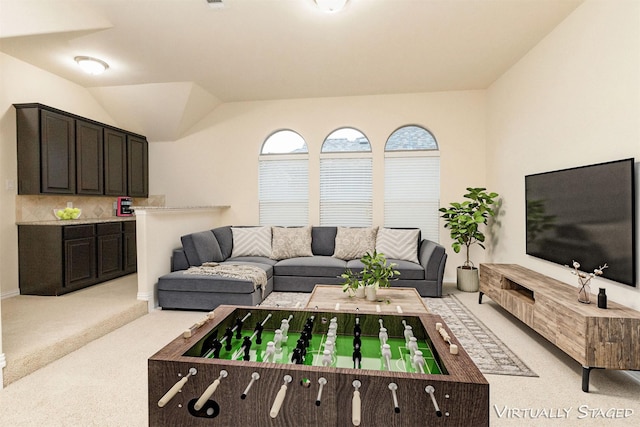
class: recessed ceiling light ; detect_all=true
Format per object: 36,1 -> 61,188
315,0 -> 348,13
74,56 -> 109,75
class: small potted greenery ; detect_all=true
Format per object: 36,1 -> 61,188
439,187 -> 499,292
341,250 -> 400,301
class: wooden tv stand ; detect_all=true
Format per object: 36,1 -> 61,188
479,264 -> 640,392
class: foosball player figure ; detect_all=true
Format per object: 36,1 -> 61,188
224,327 -> 234,351
353,334 -> 361,349
235,317 -> 245,339
300,330 -> 310,349
291,347 -> 304,364
242,336 -> 252,361
296,339 -> 307,359
354,318 -> 361,337
211,338 -> 222,358
353,344 -> 362,369
254,321 -> 264,344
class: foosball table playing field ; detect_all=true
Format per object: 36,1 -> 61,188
148,305 -> 489,426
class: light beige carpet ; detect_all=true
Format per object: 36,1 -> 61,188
1,275 -> 148,386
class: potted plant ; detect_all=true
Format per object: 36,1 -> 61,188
341,250 -> 400,301
439,187 -> 499,292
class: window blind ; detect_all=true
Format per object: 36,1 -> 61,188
320,157 -> 373,226
384,156 -> 440,242
259,158 -> 309,226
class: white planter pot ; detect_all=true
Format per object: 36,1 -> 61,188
355,286 -> 366,298
457,267 -> 479,292
365,286 -> 377,301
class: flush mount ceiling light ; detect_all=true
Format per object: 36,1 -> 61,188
74,56 -> 109,75
315,0 -> 348,13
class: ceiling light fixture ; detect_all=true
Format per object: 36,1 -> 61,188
74,56 -> 109,75
315,0 -> 348,13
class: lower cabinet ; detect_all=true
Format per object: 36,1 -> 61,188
18,221 -> 136,296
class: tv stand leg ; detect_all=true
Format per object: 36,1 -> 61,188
478,291 -> 484,304
582,366 -> 592,392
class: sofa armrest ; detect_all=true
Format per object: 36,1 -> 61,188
171,248 -> 189,272
419,239 -> 447,284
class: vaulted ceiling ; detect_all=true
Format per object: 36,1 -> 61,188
0,0 -> 583,141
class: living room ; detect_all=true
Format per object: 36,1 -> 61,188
0,0 -> 639,425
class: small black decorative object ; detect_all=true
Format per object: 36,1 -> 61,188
597,288 -> 607,309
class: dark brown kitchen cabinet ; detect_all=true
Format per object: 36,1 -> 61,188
97,223 -> 123,280
15,103 -> 148,197
76,119 -> 104,195
104,128 -> 128,196
16,107 -> 76,194
123,221 -> 137,274
18,220 -> 136,296
127,135 -> 149,197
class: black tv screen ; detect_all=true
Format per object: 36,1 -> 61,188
525,158 -> 636,287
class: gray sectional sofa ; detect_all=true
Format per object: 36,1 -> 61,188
157,225 -> 447,311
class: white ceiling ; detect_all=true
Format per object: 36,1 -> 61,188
0,0 -> 583,140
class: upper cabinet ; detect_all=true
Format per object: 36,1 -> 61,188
15,103 -> 148,198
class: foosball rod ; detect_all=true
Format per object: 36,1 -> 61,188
425,385 -> 443,417
240,372 -> 260,399
269,375 -> 292,418
157,367 -> 197,408
194,370 -> 228,411
248,313 -> 273,342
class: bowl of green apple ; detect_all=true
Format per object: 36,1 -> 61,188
53,207 -> 82,220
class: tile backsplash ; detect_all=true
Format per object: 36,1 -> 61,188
16,195 -> 165,222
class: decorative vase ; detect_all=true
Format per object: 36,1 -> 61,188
597,288 -> 607,309
355,286 -> 366,299
578,283 -> 591,304
365,286 -> 377,301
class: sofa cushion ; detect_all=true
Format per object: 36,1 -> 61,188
332,226 -> 378,260
311,227 -> 337,256
158,271 -> 261,294
225,259 -> 276,277
181,230 -> 223,265
275,256 -> 347,278
271,226 -> 313,260
213,226 -> 233,259
231,226 -> 272,258
376,228 -> 420,263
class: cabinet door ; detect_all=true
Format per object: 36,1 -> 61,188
76,119 -> 104,195
127,135 -> 148,197
104,128 -> 127,195
123,222 -> 137,273
41,109 -> 75,194
64,236 -> 96,289
98,233 -> 124,279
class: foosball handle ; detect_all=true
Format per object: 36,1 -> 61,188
194,370 -> 227,411
316,377 -> 327,406
352,390 -> 361,426
157,368 -> 196,408
269,384 -> 289,418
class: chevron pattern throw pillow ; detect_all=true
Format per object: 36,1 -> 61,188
376,228 -> 420,263
230,226 -> 272,258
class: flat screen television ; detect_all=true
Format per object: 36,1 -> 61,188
525,158 -> 636,287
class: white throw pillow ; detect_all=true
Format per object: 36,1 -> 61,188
230,226 -> 272,258
376,228 -> 420,263
332,227 -> 378,260
271,226 -> 313,260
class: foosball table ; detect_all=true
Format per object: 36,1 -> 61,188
148,305 -> 489,426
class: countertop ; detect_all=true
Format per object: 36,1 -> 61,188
16,216 -> 136,226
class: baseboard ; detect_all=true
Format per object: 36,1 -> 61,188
1,289 -> 20,300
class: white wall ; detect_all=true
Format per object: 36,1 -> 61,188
486,0 -> 640,309
150,91 -> 489,279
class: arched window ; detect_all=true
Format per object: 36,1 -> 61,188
259,130 -> 309,225
320,127 -> 373,226
384,125 -> 440,242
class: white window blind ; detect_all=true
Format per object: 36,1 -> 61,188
259,157 -> 309,226
320,157 -> 372,226
384,155 -> 440,242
